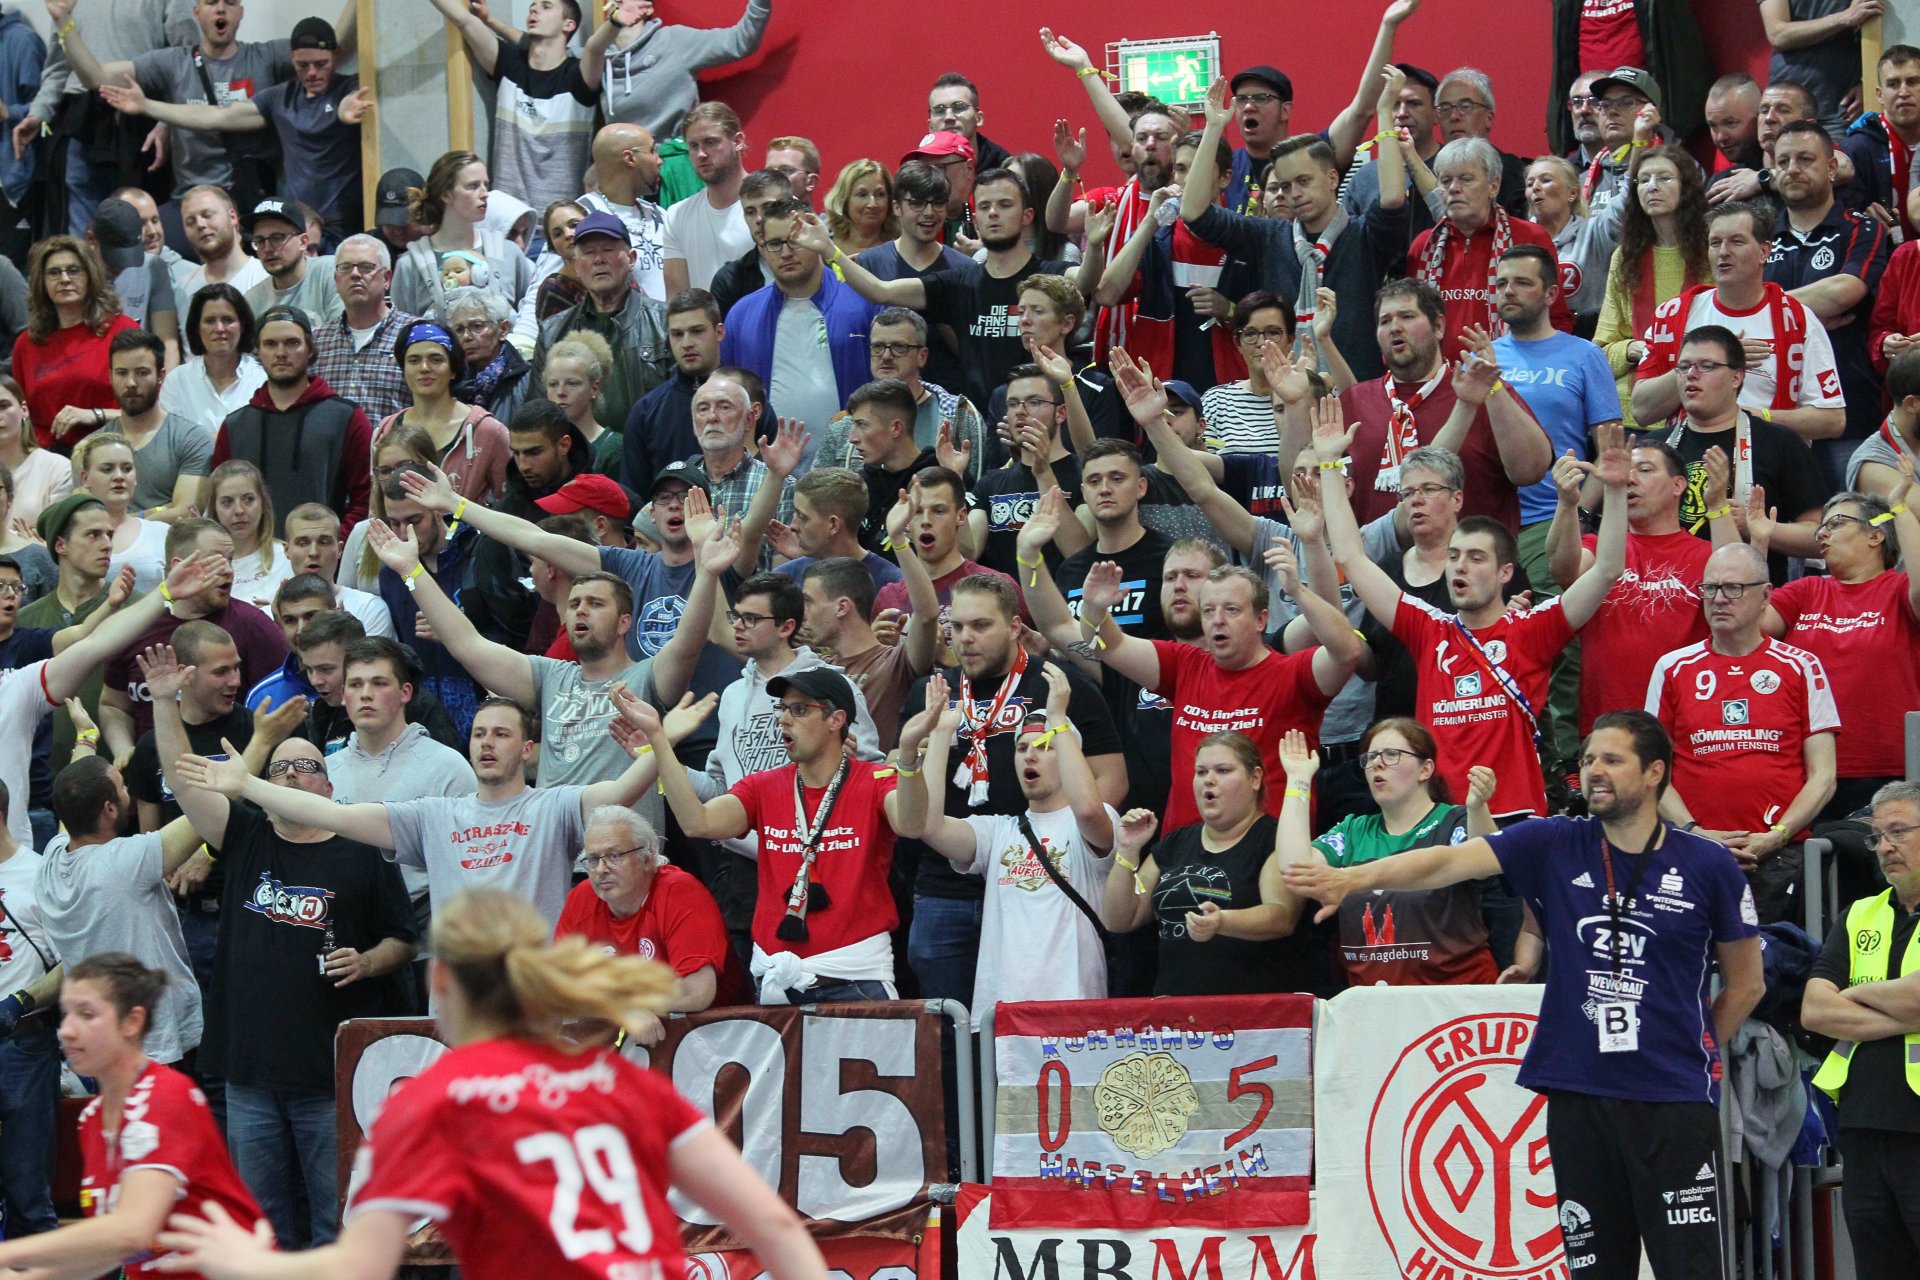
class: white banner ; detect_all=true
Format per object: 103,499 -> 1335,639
1314,984 -> 1565,1280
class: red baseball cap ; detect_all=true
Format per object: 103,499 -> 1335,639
535,473 -> 638,523
902,130 -> 976,166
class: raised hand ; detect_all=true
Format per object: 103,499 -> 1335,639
1016,485 -> 1064,560
1109,349 -> 1169,428
682,485 -> 716,548
660,690 -> 719,743
253,693 -> 309,748
1051,117 -> 1089,176
174,739 -> 253,799
1203,76 -> 1233,129
1452,337 -> 1501,405
935,417 -> 972,476
1702,444 -> 1731,504
364,519 -> 422,575
1267,535 -> 1303,596
43,0 -> 74,30
871,608 -> 903,648
1308,392 -> 1359,462
1039,28 -> 1092,73
1030,341 -> 1074,386
1083,197 -> 1116,247
164,551 -> 220,604
1278,727 -> 1319,781
1114,807 -> 1158,852
763,518 -> 803,561
64,695 -> 98,741
339,85 -> 374,126
1078,560 -> 1125,615
1263,341 -> 1316,405
608,682 -> 663,739
1891,452 -> 1916,508
1551,450 -> 1585,505
759,417 -> 809,476
884,488 -> 915,548
1279,861 -> 1357,923
98,75 -> 151,117
1279,489 -> 1323,544
1743,483 -> 1776,553
1377,63 -> 1408,118
1311,287 -> 1338,342
897,672 -> 951,750
1040,662 -> 1070,723
136,645 -> 192,704
1632,102 -> 1661,146
696,515 -> 742,575
397,461 -> 459,513
1466,764 -> 1497,810
105,563 -> 136,611
1593,441 -> 1633,489
787,209 -> 836,256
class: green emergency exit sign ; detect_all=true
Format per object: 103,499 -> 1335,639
1109,35 -> 1221,108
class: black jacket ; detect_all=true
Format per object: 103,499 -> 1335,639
1549,0 -> 1713,156
463,427 -> 595,649
454,344 -> 534,428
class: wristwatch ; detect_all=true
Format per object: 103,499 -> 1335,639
1757,168 -> 1775,192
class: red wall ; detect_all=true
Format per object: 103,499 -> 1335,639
664,1 -> 1783,189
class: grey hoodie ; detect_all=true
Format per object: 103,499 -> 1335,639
325,721 -> 478,901
600,0 -> 772,141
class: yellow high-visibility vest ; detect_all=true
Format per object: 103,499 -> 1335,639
1811,889 -> 1920,1101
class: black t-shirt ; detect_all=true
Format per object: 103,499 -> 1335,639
921,255 -> 1073,406
1150,814 -> 1316,996
493,35 -> 594,103
1659,416 -> 1833,582
206,802 -> 416,1093
126,708 -> 253,905
860,448 -> 940,554
1220,452 -> 1289,522
901,657 -> 1122,900
987,366 -> 1124,452
1810,898 -> 1920,1133
1055,529 -> 1174,811
972,455 -> 1083,580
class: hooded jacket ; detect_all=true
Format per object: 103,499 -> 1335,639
718,271 -> 881,412
463,422 -> 594,650
0,9 -> 43,204
211,373 -> 372,536
373,404 -> 512,504
598,0 -> 772,140
391,226 -> 537,353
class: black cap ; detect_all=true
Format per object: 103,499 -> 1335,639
766,669 -> 858,723
257,305 -> 315,345
1591,66 -> 1663,115
647,459 -> 710,498
89,198 -> 145,273
1230,65 -> 1293,102
289,17 -> 338,51
243,196 -> 302,236
376,167 -> 424,227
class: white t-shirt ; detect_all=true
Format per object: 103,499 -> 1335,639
230,543 -> 297,612
661,193 -> 752,292
109,517 -> 171,599
182,257 -> 269,300
336,584 -> 396,638
0,661 -> 55,848
385,785 -> 587,926
157,355 -> 268,440
0,846 -> 54,1001
1643,288 -> 1845,416
962,803 -> 1116,1029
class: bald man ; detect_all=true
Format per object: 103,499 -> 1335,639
580,122 -> 669,300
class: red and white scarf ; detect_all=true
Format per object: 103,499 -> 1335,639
1418,207 -> 1514,337
1377,363 -> 1449,494
1667,282 -> 1808,412
954,645 -> 1029,807
1093,178 -> 1150,363
1880,414 -> 1920,469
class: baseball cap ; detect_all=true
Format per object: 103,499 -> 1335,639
1229,66 -> 1294,102
89,198 -> 145,273
571,210 -> 632,248
1591,67 -> 1662,115
375,167 -> 424,228
257,305 -> 315,345
902,131 -> 976,166
536,473 -> 639,523
35,493 -> 106,549
647,460 -> 710,499
1162,380 -> 1204,413
290,17 -> 339,51
243,197 -> 303,237
766,669 -> 858,723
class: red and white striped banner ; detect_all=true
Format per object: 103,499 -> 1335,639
989,995 -> 1313,1229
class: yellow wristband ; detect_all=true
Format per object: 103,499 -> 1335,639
828,246 -> 843,269
156,580 -> 174,604
57,17 -> 75,38
1284,787 -> 1310,801
1705,504 -> 1733,520
1318,459 -> 1344,471
451,497 -> 468,524
402,564 -> 426,592
895,763 -> 921,778
1870,503 -> 1908,526
1077,66 -> 1101,78
1116,855 -> 1137,872
1016,552 -> 1041,587
1769,823 -> 1789,835
75,729 -> 100,743
1489,379 -> 1505,397
1757,407 -> 1773,421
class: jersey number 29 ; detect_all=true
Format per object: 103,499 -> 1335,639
516,1124 -> 654,1260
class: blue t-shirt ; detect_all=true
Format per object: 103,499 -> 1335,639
773,550 -> 903,592
1492,333 -> 1622,526
599,545 -> 737,761
1488,817 -> 1759,1104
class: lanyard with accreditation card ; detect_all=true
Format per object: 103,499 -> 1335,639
1594,825 -> 1661,1054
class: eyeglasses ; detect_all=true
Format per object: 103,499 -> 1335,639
1675,359 -> 1731,376
758,236 -> 802,255
871,342 -> 924,357
1232,92 -> 1281,107
900,195 -> 943,211
43,265 -> 86,280
1866,823 -> 1920,850
1566,95 -> 1600,111
776,701 -> 826,719
1436,100 -> 1490,116
335,261 -> 382,277
1006,396 -> 1058,413
451,321 -> 496,339
1359,748 -> 1423,769
1238,327 -> 1290,343
249,231 -> 300,251
1397,483 -> 1455,501
727,609 -> 775,627
0,583 -> 22,598
266,757 -> 326,778
1695,580 -> 1769,600
1817,514 -> 1870,535
582,845 -> 649,870
651,491 -> 690,509
1598,95 -> 1647,113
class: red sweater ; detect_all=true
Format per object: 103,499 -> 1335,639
1869,238 -> 1920,374
11,316 -> 139,450
1407,214 -> 1573,361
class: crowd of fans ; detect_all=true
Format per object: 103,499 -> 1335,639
0,0 -> 1916,1274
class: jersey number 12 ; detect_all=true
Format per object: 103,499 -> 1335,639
515,1124 -> 654,1260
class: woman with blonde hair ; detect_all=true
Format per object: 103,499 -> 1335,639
544,332 -> 622,475
1524,154 -> 1618,332
823,159 -> 896,253
372,319 -> 510,504
342,424 -> 441,590
155,888 -> 832,1280
0,374 -> 72,529
207,460 -> 291,610
390,150 -> 534,328
1594,143 -> 1712,428
72,431 -> 167,594
10,236 -> 139,448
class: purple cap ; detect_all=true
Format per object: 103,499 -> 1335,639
571,211 -> 632,247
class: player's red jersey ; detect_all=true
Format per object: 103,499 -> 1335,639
1647,637 -> 1841,834
1393,594 -> 1574,817
348,1038 -> 707,1280
1575,529 -> 1713,734
77,1061 -> 268,1280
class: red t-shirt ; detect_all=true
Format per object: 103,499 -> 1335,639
78,1062 -> 268,1280
1406,215 -> 1573,360
730,760 -> 900,956
1340,374 -> 1546,530
348,1039 -> 703,1280
1770,571 -> 1918,780
1577,529 -> 1713,734
554,864 -> 749,1006
1648,637 -> 1841,834
1578,0 -> 1646,81
1392,594 -> 1574,817
1149,639 -> 1335,831
11,315 -> 140,450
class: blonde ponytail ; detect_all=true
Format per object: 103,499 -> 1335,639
434,889 -> 676,1047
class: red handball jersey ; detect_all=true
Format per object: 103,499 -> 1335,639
1647,637 -> 1841,834
554,864 -> 750,1005
1769,572 -> 1920,780
1149,639 -> 1335,831
730,760 -> 900,957
348,1039 -> 707,1280
1392,594 -> 1575,817
1575,529 -> 1714,734
78,1062 -> 268,1280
